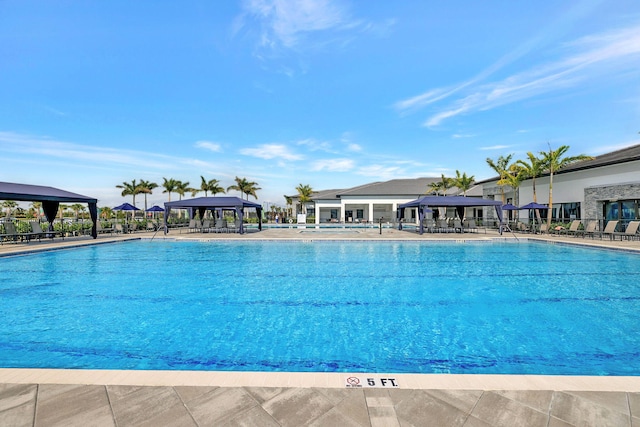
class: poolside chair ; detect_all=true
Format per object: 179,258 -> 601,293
599,220 -> 619,240
97,221 -> 114,234
114,223 -> 125,234
576,221 -> 597,238
0,222 -> 21,243
452,219 -> 463,233
462,219 -> 477,233
214,219 -> 228,233
613,221 -> 640,241
201,220 -> 211,233
29,221 -> 49,241
559,220 -> 581,237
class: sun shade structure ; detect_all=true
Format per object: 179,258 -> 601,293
398,195 -> 504,235
0,181 -> 99,238
163,197 -> 262,234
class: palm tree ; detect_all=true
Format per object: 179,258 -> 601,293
453,170 -> 475,196
138,179 -> 158,213
100,206 -> 113,220
428,174 -> 453,196
70,203 -> 86,219
199,176 -> 226,197
116,179 -> 140,207
486,154 -> 514,204
1,200 -> 17,217
295,184 -> 314,215
284,195 -> 293,218
540,145 -> 594,230
515,152 -> 545,203
162,177 -> 179,201
174,180 -> 191,200
227,176 -> 261,200
502,164 -> 526,222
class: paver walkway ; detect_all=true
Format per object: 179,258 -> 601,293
2,383 -> 640,426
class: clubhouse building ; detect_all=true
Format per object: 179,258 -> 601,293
290,144 -> 640,226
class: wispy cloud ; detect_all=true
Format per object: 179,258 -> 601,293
238,0 -> 381,53
480,145 -> 512,151
396,22 -> 640,127
296,138 -> 333,152
239,143 -> 304,160
356,164 -> 402,179
311,158 -> 354,172
195,140 -> 223,152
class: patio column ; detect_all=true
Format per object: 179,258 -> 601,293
368,203 -> 373,222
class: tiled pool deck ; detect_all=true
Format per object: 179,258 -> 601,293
2,227 -> 640,426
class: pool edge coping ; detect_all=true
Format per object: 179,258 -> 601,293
1,368 -> 640,391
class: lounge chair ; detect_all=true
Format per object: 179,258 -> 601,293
452,219 -> 463,233
0,222 -> 21,243
97,222 -> 114,234
114,223 -> 126,234
464,219 -> 485,233
576,221 -> 597,238
29,221 -> 50,241
613,221 -> 640,241
436,219 -> 453,233
599,220 -> 619,240
559,220 -> 581,237
214,219 -> 228,233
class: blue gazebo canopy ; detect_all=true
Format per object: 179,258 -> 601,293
398,195 -> 504,234
0,181 -> 99,239
163,196 -> 262,234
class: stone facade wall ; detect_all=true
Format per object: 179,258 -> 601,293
584,182 -> 640,220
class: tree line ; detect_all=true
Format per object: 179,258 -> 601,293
115,176 -> 261,212
486,144 -> 593,225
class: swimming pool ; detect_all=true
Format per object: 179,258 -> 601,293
1,240 -> 639,375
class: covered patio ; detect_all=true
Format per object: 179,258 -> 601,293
0,181 -> 99,238
398,195 -> 504,235
163,197 -> 262,234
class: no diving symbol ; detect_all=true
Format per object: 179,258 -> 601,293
346,377 -> 360,386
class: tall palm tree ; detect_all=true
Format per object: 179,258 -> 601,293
116,179 -> 140,206
174,180 -> 191,200
70,203 -> 86,219
540,145 -> 594,230
227,176 -> 261,200
162,177 -> 178,201
486,154 -> 513,204
138,179 -> 158,213
295,184 -> 314,215
2,200 -> 18,217
199,176 -> 226,197
502,164 -> 526,222
428,174 -> 453,196
453,170 -> 475,196
284,195 -> 293,217
515,152 -> 545,203
100,206 -> 113,220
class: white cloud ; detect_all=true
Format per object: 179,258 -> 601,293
311,158 -> 354,172
356,164 -> 402,179
297,138 -> 333,152
195,140 -> 222,152
239,0 -> 381,54
398,23 -> 640,127
239,143 -> 304,160
347,143 -> 362,152
480,145 -> 511,151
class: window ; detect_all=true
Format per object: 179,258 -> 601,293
356,209 -> 364,219
330,209 -> 338,219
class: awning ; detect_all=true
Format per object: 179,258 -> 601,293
398,195 -> 504,234
163,197 -> 263,234
0,181 -> 99,238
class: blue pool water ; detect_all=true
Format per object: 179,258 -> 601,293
1,240 -> 640,375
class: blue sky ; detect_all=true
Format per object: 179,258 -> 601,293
1,1 -> 639,208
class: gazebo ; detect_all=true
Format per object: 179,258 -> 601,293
0,181 -> 99,238
398,195 -> 504,235
163,197 -> 262,234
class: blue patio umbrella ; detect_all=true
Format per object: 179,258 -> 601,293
146,205 -> 164,220
113,202 -> 141,222
502,203 -> 519,210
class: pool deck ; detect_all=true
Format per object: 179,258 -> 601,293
2,227 -> 640,426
